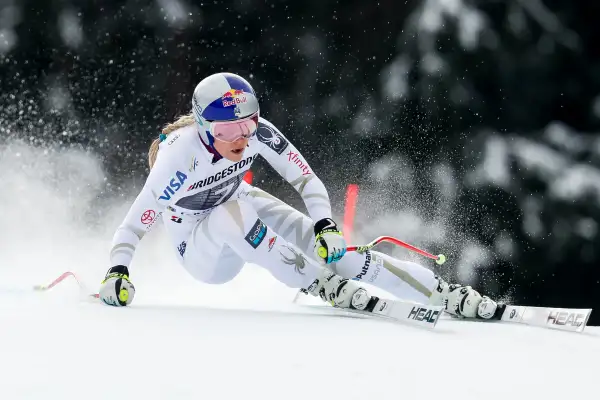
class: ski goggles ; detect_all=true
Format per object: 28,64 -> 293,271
209,112 -> 259,143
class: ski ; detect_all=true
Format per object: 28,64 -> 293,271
491,304 -> 592,333
294,291 -> 443,329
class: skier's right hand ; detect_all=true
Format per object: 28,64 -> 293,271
99,265 -> 135,307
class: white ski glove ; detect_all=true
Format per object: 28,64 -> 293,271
314,218 -> 347,264
99,265 -> 135,307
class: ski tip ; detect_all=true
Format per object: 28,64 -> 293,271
33,285 -> 47,291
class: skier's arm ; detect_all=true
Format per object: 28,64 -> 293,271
101,141 -> 189,307
109,184 -> 162,268
109,151 -> 178,269
257,120 -> 332,222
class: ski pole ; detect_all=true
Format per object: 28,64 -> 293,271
348,235 -> 446,265
34,271 -> 99,298
33,271 -> 84,291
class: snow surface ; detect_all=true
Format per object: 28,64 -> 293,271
1,143 -> 599,399
1,268 -> 600,400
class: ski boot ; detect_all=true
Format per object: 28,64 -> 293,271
306,267 -> 372,310
430,276 -> 503,319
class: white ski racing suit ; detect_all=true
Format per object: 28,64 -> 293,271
109,118 -> 438,303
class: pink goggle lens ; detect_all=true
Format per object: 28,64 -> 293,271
211,113 -> 259,142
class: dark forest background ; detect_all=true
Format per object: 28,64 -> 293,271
2,0 -> 600,323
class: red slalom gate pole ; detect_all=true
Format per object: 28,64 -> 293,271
243,170 -> 254,184
343,184 -> 359,242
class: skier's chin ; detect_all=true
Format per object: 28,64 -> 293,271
225,147 -> 246,162
214,137 -> 249,162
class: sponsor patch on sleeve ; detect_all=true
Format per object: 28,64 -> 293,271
245,218 -> 267,249
256,124 -> 289,155
141,209 -> 156,224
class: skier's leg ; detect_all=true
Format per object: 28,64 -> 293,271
342,250 -> 437,303
239,185 -> 316,254
240,186 -> 434,299
183,199 -> 372,309
240,185 -> 498,319
183,241 -> 246,285
161,211 -> 246,285
240,185 -> 435,297
336,250 -> 498,319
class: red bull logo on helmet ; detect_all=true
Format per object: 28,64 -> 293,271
222,89 -> 247,107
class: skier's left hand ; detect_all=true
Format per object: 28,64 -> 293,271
313,218 -> 347,264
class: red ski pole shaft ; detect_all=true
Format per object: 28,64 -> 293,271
347,236 -> 447,265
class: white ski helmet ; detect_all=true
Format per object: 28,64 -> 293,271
192,72 -> 260,146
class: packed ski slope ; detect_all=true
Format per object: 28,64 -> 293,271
2,265 -> 600,400
1,143 -> 599,399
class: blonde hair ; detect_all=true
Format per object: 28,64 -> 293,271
148,113 -> 196,169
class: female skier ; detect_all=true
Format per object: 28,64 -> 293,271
99,72 -> 499,319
